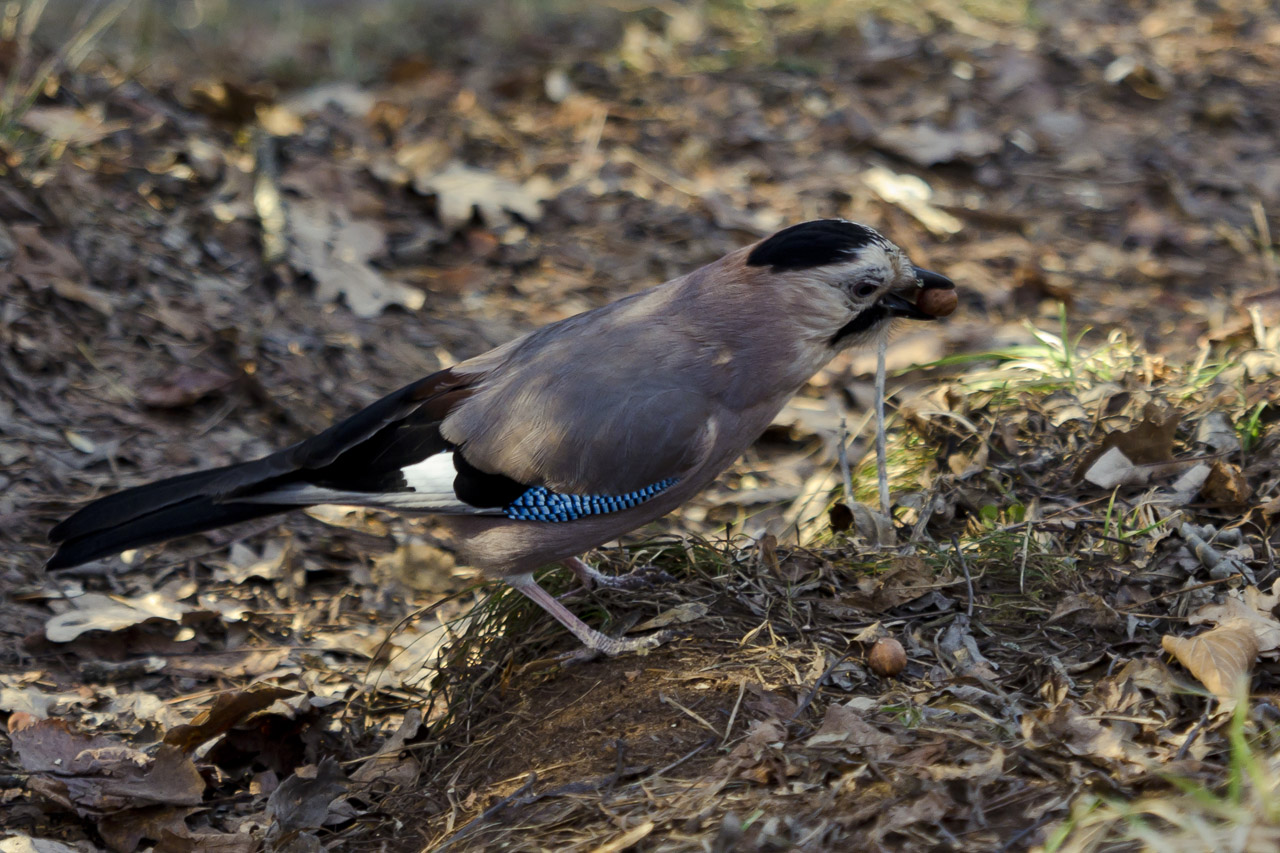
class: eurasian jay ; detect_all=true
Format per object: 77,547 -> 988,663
48,220 -> 956,656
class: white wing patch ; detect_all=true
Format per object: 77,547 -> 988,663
400,452 -> 458,496
241,451 -> 498,514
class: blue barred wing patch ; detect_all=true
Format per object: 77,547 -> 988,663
504,478 -> 679,522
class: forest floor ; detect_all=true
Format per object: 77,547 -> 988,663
2,1 -> 1279,851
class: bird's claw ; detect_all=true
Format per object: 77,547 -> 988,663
555,627 -> 678,665
586,564 -> 677,591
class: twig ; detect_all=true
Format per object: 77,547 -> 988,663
1175,713 -> 1211,761
790,650 -> 853,721
1018,522 -> 1032,594
837,417 -> 854,507
660,692 -> 721,738
642,737 -> 715,780
433,772 -> 538,853
720,680 -> 747,749
875,335 -> 890,516
952,534 -> 974,617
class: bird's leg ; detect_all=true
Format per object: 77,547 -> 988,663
504,572 -> 674,659
561,556 -> 676,591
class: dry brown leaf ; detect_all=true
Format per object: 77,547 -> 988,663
804,703 -> 899,758
1082,446 -> 1148,489
874,122 -> 1002,167
98,806 -> 198,853
10,714 -> 204,817
841,556 -> 936,612
1021,701 -> 1141,766
351,709 -> 423,787
163,685 -> 298,753
1047,592 -> 1123,630
1187,591 -> 1280,653
925,746 -> 1006,782
1194,411 -> 1241,453
1200,459 -> 1250,507
1075,402 -> 1180,482
6,224 -> 112,316
1162,624 -> 1259,700
861,166 -> 963,235
265,758 -> 348,835
588,822 -> 655,853
0,837 -> 98,853
709,718 -> 784,778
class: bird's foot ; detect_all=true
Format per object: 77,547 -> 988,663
562,557 -> 676,592
556,627 -> 679,665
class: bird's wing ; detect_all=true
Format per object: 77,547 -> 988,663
249,294 -> 720,514
439,299 -> 720,501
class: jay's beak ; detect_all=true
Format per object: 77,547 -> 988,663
881,267 -> 956,321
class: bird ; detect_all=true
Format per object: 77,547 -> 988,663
47,219 -> 956,657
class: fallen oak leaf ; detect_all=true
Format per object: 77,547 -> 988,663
413,162 -> 544,231
287,199 -> 425,318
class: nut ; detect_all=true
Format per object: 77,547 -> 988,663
868,637 -> 907,677
917,287 -> 957,317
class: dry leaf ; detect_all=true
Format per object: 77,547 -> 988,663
1199,459 -> 1250,507
0,837 -> 96,853
1082,446 -> 1148,489
45,594 -> 192,643
861,166 -> 962,236
874,122 -> 1002,167
265,758 -> 349,834
1162,625 -> 1259,701
805,703 -> 899,757
1075,402 -> 1180,482
10,714 -> 204,816
137,369 -> 234,409
414,162 -> 544,230
1188,592 -> 1280,653
6,224 -> 111,315
20,105 -> 127,145
1194,411 -> 1241,453
288,199 -> 426,317
164,685 -> 298,753
1047,593 -> 1123,630
629,601 -> 708,633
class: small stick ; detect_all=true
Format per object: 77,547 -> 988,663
837,418 -> 854,506
875,335 -> 890,516
952,534 -> 974,617
433,772 -> 538,852
720,679 -> 747,749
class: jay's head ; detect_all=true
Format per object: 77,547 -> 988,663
745,219 -> 956,349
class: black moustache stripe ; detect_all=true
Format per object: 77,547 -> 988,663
830,305 -> 886,346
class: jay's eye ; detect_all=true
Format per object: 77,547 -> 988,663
854,283 -> 879,298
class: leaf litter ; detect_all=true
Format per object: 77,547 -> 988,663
1,1 -> 1279,851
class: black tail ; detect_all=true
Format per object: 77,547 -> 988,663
46,464 -> 295,570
